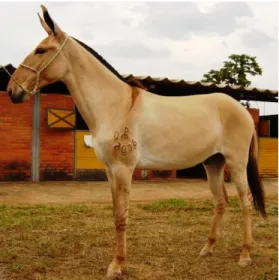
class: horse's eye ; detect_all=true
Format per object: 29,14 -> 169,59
35,48 -> 46,55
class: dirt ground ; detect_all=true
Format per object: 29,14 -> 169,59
0,179 -> 277,280
0,178 -> 277,205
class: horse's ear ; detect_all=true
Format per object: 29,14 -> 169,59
40,5 -> 62,35
38,12 -> 52,35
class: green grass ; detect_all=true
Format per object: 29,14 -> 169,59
267,205 -> 278,216
140,198 -> 214,212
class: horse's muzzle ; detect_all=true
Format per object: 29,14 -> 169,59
9,90 -> 25,104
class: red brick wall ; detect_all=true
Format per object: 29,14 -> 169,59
150,170 -> 177,180
0,91 -> 33,181
132,169 -> 176,180
40,94 -> 75,180
247,108 -> 260,133
259,120 -> 270,137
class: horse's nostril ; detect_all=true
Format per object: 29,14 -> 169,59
8,89 -> 12,97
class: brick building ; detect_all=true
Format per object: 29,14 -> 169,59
0,65 -> 278,181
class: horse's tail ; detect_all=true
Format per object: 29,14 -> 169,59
247,130 -> 266,218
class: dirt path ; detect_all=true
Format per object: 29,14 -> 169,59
0,178 -> 277,205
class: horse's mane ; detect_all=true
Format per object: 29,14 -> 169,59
71,37 -> 146,90
72,37 -> 127,83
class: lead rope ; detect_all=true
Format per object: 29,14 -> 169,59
0,35 -> 68,95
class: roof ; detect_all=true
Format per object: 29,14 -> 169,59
122,74 -> 278,102
1,64 -> 277,102
122,74 -> 278,95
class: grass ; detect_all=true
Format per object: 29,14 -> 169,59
140,198 -> 213,212
0,198 -> 277,280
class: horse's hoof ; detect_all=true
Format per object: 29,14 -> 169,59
199,245 -> 213,257
106,265 -> 122,280
238,257 -> 252,267
106,271 -> 122,280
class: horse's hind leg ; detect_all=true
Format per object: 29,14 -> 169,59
229,167 -> 252,267
199,153 -> 226,257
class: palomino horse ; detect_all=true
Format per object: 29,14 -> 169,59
5,6 -> 266,280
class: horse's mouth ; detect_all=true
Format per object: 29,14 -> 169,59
10,91 -> 27,104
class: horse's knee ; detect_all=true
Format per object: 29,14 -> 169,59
114,211 -> 128,231
215,202 -> 225,215
115,219 -> 127,232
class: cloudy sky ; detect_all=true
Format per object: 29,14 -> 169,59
0,1 -> 277,114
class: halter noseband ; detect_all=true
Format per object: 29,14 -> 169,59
0,35 -> 68,95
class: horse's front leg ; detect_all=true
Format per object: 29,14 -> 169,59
105,166 -> 116,215
106,164 -> 133,279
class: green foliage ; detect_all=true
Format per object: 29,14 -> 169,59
267,205 -> 278,216
202,54 -> 262,87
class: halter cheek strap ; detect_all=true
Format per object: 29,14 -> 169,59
0,35 -> 68,95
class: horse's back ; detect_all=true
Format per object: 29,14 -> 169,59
139,91 -> 251,128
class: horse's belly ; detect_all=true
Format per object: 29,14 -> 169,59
136,141 -> 217,170
136,155 -> 195,170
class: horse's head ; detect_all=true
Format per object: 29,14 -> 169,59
8,5 -> 69,104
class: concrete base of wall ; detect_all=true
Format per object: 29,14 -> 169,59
75,169 -> 108,181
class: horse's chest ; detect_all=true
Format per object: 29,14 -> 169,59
92,138 -> 113,165
93,129 -> 139,166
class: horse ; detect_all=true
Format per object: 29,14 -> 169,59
5,5 -> 266,280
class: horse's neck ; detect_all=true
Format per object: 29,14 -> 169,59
62,41 -> 131,137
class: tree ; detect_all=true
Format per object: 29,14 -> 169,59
201,54 -> 263,107
202,54 -> 262,86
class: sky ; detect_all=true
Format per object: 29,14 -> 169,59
0,1 -> 277,115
